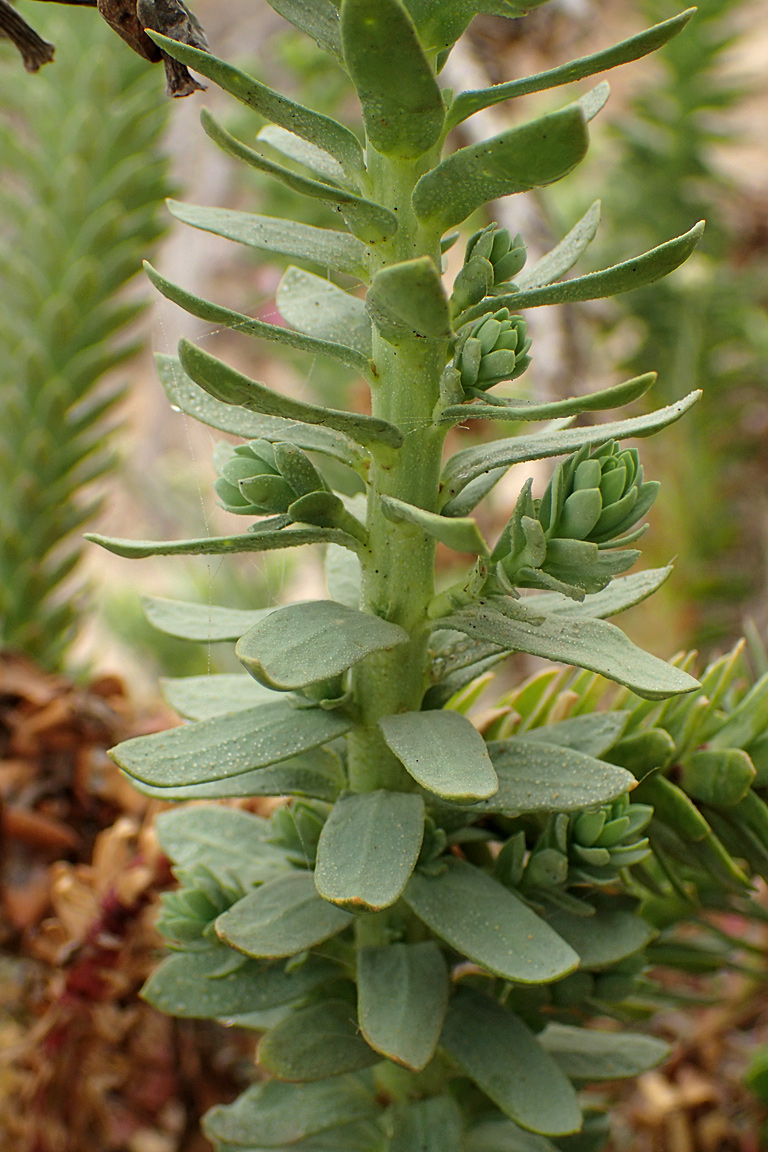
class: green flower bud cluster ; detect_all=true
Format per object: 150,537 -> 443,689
215,439 -> 328,517
496,795 -> 652,899
455,308 -> 532,397
491,441 -> 660,599
540,441 -> 660,546
156,864 -> 244,950
450,223 -> 527,316
267,800 -> 329,868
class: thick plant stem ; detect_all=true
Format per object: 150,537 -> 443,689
347,149 -> 447,792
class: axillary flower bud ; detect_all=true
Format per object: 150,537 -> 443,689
214,439 -> 327,516
451,223 -> 527,315
456,308 -> 531,395
539,440 -> 660,546
490,441 -> 660,599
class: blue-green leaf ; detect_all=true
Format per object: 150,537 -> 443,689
87,523 -> 362,560
161,674 -> 276,720
314,791 -> 425,909
155,806 -> 288,885
259,1000 -> 379,1081
156,354 -> 364,470
525,712 -> 630,759
200,109 -> 397,243
439,372 -> 655,425
461,222 -> 705,321
145,262 -> 373,378
404,858 -> 578,983
258,124 -> 351,187
515,201 -> 601,291
525,566 -> 674,620
236,600 -> 408,691
412,106 -> 588,230
447,9 -> 696,126
341,0 -> 445,159
146,33 -> 363,179
381,496 -> 489,555
366,257 -> 451,343
177,338 -> 402,452
216,871 -> 354,957
544,905 -> 655,969
441,600 -> 699,700
142,595 -> 274,642
110,701 -> 352,788
142,951 -> 336,1020
358,942 -> 449,1070
203,1077 -> 381,1149
440,988 -> 582,1136
469,738 -> 635,814
379,710 -> 498,801
538,1023 -> 669,1081
167,201 -> 368,280
125,749 -> 345,803
277,266 -> 372,355
440,391 -> 700,502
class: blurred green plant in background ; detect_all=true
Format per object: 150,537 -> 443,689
0,1 -> 171,669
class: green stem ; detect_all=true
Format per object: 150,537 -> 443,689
347,148 -> 447,792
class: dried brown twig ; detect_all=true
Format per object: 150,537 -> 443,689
0,0 -> 207,95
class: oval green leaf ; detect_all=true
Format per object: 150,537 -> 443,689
142,950 -> 336,1020
379,710 -> 498,801
440,988 -> 582,1136
259,999 -> 379,1081
404,858 -> 578,983
237,601 -> 409,691
366,257 -> 451,344
155,806 -> 288,885
203,1077 -> 381,1148
341,0 -> 445,159
315,791 -> 424,910
544,905 -> 656,969
357,941 -> 449,1070
442,600 -> 699,700
143,596 -> 275,642
390,1097 -> 463,1152
538,1022 -> 669,1081
111,700 -> 352,787
412,106 -> 588,230
468,738 -> 635,814
161,673 -> 276,720
217,871 -> 354,958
